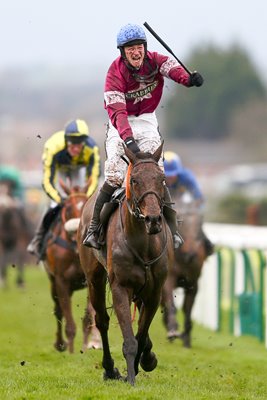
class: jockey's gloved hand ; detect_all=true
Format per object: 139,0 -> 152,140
189,71 -> 204,87
124,136 -> 140,154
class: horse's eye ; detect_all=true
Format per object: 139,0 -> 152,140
130,178 -> 137,185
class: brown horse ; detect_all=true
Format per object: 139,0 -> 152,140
161,197 -> 209,348
78,143 -> 174,386
0,191 -> 32,289
44,180 -> 101,353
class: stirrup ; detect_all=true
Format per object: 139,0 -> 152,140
83,230 -> 101,249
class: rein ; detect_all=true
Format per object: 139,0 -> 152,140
61,192 -> 88,225
50,192 -> 88,252
127,159 -> 164,219
120,157 -> 168,268
119,200 -> 168,300
120,200 -> 168,267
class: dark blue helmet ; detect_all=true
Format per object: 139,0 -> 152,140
164,151 -> 183,177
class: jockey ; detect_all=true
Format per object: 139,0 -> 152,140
164,151 -> 203,201
27,119 -> 101,259
0,165 -> 24,203
83,23 -> 204,250
164,151 -> 214,256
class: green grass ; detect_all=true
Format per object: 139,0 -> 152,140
1,266 -> 267,400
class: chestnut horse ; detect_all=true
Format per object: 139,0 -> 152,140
44,180 -> 101,353
78,143 -> 174,385
161,197 -> 209,348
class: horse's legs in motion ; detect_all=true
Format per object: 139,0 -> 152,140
89,263 -> 121,381
0,252 -> 8,288
55,275 -> 76,353
50,276 -> 67,352
134,296 -> 160,377
82,297 -> 102,351
161,277 -> 180,341
111,282 -> 138,385
181,283 -> 198,348
14,248 -> 25,288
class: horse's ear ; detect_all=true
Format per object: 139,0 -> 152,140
152,141 -> 164,163
59,178 -> 71,195
123,143 -> 137,164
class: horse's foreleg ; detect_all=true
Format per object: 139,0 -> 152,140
82,298 -> 102,351
161,276 -> 180,341
55,276 -> 76,353
89,267 -> 121,382
135,294 -> 160,375
111,282 -> 137,386
0,252 -> 9,289
14,247 -> 25,288
182,283 -> 198,348
50,278 -> 67,352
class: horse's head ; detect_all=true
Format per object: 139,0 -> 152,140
59,179 -> 91,239
124,142 -> 165,235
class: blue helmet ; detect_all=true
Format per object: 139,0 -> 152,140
117,23 -> 147,48
164,151 -> 183,177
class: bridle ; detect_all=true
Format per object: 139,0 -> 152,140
127,159 -> 164,220
60,192 -> 88,226
119,158 -> 168,273
48,192 -> 88,253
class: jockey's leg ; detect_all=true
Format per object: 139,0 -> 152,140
83,182 -> 116,249
163,186 -> 184,249
27,206 -> 60,259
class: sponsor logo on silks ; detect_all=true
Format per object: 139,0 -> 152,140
125,81 -> 158,103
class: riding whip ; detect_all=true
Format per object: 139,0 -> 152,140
143,22 -> 192,76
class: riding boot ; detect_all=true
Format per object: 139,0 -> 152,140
163,186 -> 184,249
27,206 -> 60,259
83,182 -> 116,249
26,217 -> 47,259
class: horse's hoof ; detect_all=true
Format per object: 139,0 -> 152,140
87,340 -> 102,350
54,342 -> 67,352
140,351 -> 158,372
167,330 -> 181,342
126,375 -> 135,386
182,338 -> 191,348
103,367 -> 122,381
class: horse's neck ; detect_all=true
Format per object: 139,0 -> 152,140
181,212 -> 202,241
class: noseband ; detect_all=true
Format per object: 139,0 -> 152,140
128,159 -> 164,219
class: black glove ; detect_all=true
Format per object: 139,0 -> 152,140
124,136 -> 140,154
189,71 -> 204,87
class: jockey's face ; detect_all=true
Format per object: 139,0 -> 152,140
124,44 -> 145,69
66,142 -> 84,157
